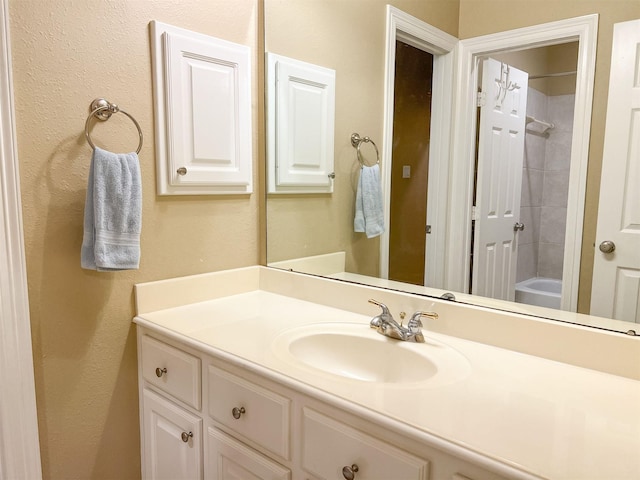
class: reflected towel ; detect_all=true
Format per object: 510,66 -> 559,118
81,147 -> 142,271
354,164 -> 384,238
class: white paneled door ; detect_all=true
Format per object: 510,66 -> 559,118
591,19 -> 640,323
472,59 -> 528,301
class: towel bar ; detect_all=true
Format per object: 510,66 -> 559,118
85,98 -> 143,154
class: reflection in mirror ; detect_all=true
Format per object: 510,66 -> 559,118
473,45 -> 578,311
265,0 -> 640,334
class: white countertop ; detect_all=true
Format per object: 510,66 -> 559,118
135,288 -> 640,480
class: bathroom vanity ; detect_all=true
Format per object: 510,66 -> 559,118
134,267 -> 640,480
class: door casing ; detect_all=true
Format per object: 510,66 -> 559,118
381,6 -> 458,287
447,14 -> 598,311
0,0 -> 42,477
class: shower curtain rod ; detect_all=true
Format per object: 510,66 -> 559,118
529,70 -> 577,80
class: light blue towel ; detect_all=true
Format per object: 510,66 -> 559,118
354,164 -> 385,238
81,147 -> 142,271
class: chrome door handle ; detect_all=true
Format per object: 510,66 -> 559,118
513,222 -> 525,232
599,240 -> 616,254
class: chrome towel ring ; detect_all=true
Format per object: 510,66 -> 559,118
84,98 -> 143,154
351,132 -> 379,168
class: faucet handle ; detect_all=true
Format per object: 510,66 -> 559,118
408,311 -> 438,332
368,299 -> 392,328
368,298 -> 389,313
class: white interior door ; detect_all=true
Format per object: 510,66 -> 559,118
590,19 -> 640,323
472,59 -> 528,301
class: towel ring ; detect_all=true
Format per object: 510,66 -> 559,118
85,98 -> 143,154
351,132 -> 379,168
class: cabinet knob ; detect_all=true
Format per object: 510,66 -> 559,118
155,367 -> 167,378
177,167 -> 187,176
231,406 -> 246,419
342,464 -> 359,480
181,431 -> 193,443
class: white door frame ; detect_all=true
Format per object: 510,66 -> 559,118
0,0 -> 42,477
446,14 -> 598,311
380,6 -> 457,285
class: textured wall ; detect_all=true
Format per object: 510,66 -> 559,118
9,1 -> 259,478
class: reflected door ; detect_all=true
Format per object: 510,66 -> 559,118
472,59 -> 528,301
591,19 -> 640,322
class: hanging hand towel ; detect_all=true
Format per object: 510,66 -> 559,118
354,164 -> 385,238
81,147 -> 142,271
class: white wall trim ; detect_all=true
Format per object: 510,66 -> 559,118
447,14 -> 598,312
0,0 -> 42,477
381,5 -> 457,284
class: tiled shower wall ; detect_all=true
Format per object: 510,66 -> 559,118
517,88 -> 575,283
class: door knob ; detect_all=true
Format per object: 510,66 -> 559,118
599,240 -> 616,254
513,222 -> 525,232
176,167 -> 187,176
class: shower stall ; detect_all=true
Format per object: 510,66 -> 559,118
515,86 -> 575,309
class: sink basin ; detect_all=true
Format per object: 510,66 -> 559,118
272,323 -> 471,386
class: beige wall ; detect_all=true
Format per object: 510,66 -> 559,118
459,0 -> 640,313
9,1 -> 260,478
265,0 -> 459,276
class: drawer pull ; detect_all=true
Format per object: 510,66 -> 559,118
155,367 -> 167,378
180,431 -> 193,443
342,464 -> 359,480
231,406 -> 246,419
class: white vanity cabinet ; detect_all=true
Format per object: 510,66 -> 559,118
138,331 -> 293,480
137,328 -> 510,480
138,334 -> 204,479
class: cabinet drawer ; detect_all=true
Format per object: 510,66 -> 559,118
141,335 -> 201,410
208,427 -> 290,480
301,408 -> 429,480
142,389 -> 203,480
208,365 -> 290,460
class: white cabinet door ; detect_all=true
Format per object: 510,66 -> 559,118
473,59 -> 528,301
301,408 -> 429,480
151,21 -> 252,195
142,389 -> 202,480
207,428 -> 290,480
267,53 -> 336,193
591,19 -> 640,322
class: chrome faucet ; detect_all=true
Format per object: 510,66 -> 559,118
368,299 -> 438,343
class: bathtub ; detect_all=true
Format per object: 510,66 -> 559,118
515,277 -> 562,309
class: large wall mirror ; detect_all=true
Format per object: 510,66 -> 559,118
264,0 -> 640,334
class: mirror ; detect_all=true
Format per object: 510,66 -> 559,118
265,0 -> 640,334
